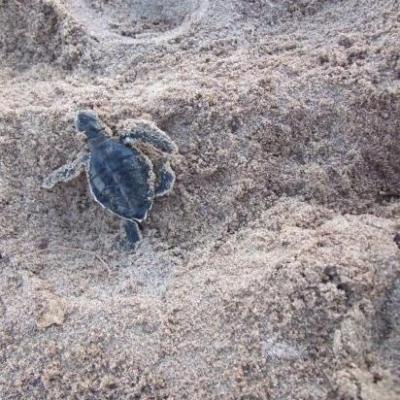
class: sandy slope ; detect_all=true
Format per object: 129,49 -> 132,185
0,0 -> 399,399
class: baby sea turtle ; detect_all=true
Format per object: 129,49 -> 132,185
43,110 -> 178,250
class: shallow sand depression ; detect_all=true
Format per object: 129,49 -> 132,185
0,0 -> 400,399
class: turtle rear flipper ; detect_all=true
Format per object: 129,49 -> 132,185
123,220 -> 142,250
120,121 -> 178,199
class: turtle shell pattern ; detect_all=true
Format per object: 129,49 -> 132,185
89,138 -> 154,222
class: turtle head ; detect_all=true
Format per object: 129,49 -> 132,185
75,111 -> 105,141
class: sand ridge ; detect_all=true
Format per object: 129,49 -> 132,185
0,0 -> 400,399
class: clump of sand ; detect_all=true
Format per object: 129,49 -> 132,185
0,0 -> 399,399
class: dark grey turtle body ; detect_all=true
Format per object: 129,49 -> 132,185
43,110 -> 178,250
89,140 -> 153,221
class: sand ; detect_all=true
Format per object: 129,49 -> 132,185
0,0 -> 400,399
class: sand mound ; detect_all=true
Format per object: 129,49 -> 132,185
0,0 -> 90,69
76,0 -> 204,38
1,0 -> 399,399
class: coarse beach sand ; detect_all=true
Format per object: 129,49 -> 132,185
0,1 -> 400,398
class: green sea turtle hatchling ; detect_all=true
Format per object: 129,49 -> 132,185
43,110 -> 178,250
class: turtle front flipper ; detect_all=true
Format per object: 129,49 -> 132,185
120,120 -> 178,198
120,120 -> 178,155
42,152 -> 90,189
123,220 -> 142,250
154,159 -> 176,197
